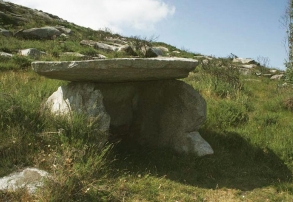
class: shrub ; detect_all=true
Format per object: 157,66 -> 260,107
11,55 -> 32,69
207,100 -> 249,129
199,59 -> 243,98
79,47 -> 99,57
253,113 -> 279,126
283,97 -> 293,111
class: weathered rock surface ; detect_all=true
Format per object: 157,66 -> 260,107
80,40 -> 136,55
45,83 -> 110,134
80,40 -> 118,51
270,74 -> 284,80
185,131 -> 214,156
32,57 -> 198,82
0,168 -> 48,193
0,11 -> 28,25
0,51 -> 13,58
55,25 -> 72,34
194,55 -> 213,60
233,57 -> 258,64
240,64 -> 257,69
172,51 -> 181,54
45,80 -> 211,155
239,68 -> 252,76
152,46 -> 169,56
19,48 -> 46,59
0,27 -> 12,37
105,37 -> 127,44
15,26 -> 61,39
93,54 -> 107,59
141,46 -> 158,57
117,44 -> 137,56
35,10 -> 53,20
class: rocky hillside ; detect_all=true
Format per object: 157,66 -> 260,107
0,0 -> 284,79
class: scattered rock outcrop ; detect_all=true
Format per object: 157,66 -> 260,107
0,10 -> 28,25
15,26 -> 61,39
32,57 -> 214,156
270,74 -> 284,80
19,48 -> 46,59
55,25 -> 72,34
0,168 -> 49,193
80,39 -> 137,56
233,57 -> 258,65
34,10 -> 53,20
45,84 -> 110,134
80,40 -> 119,51
0,27 -> 12,37
151,46 -> 169,56
0,51 -> 13,58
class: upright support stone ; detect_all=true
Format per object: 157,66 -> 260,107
45,83 -> 110,134
34,57 -> 213,156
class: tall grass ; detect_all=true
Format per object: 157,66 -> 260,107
1,61 -> 293,201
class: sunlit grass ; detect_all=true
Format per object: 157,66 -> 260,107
0,63 -> 293,201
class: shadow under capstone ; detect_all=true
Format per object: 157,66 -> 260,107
107,129 -> 292,191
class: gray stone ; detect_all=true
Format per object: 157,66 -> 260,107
15,26 -> 61,39
32,57 -> 198,82
60,33 -> 68,39
94,42 -> 119,51
105,37 -> 127,44
144,47 -> 158,57
233,58 -> 258,64
202,59 -> 209,65
152,46 -> 169,56
239,68 -> 252,75
172,51 -> 181,54
184,131 -> 214,156
270,74 -> 284,80
127,80 -> 207,154
0,28 -> 12,37
0,11 -> 27,24
0,168 -> 48,193
80,40 -> 97,47
0,51 -> 13,58
19,48 -> 46,59
118,44 -> 137,56
55,25 -> 72,34
80,40 -> 118,51
255,72 -> 262,76
194,55 -> 213,60
35,11 -> 53,20
193,56 -> 205,59
48,80 -> 208,155
44,83 -> 110,134
240,64 -> 257,69
93,54 -> 107,59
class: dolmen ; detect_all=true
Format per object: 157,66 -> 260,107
32,57 -> 214,156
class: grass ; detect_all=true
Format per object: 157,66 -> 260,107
1,1 -> 293,201
0,63 -> 293,201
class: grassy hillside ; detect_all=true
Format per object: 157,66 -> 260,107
1,1 -> 293,201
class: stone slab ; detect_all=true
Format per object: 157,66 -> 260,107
32,57 -> 198,82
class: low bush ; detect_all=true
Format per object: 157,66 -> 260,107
12,55 -> 32,69
283,97 -> 293,112
206,99 -> 249,129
